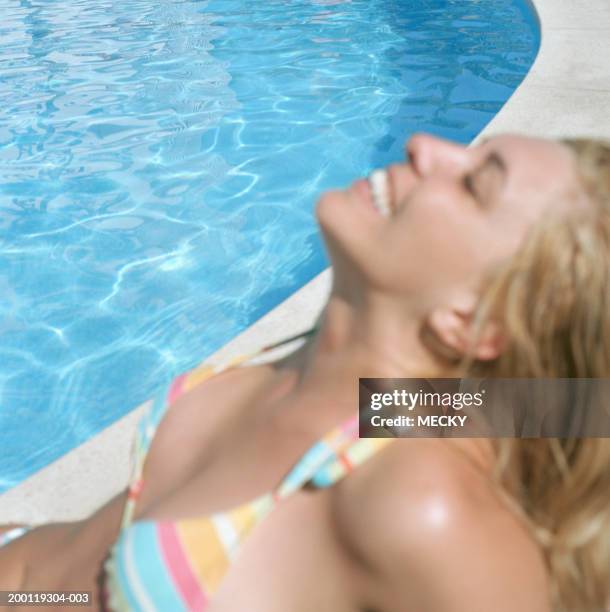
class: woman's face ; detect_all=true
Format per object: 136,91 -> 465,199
317,133 -> 583,317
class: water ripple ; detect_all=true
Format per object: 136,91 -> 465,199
0,0 -> 538,490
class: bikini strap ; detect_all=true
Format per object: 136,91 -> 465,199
120,326 -> 318,529
274,415 -> 393,499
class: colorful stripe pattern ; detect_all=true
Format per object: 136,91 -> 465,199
104,331 -> 392,611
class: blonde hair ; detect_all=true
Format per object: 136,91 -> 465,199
468,138 -> 610,611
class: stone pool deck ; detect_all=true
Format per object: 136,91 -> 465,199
2,0 -> 610,523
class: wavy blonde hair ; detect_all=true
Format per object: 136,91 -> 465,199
468,138 -> 610,611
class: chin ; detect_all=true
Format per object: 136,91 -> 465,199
315,189 -> 340,225
316,183 -> 401,294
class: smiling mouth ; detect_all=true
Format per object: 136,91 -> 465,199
368,169 -> 393,217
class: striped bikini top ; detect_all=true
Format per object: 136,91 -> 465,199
103,330 -> 392,611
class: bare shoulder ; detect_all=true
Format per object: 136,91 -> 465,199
334,439 -> 551,612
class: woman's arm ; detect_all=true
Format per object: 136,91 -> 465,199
0,490 -> 128,593
338,440 -> 551,612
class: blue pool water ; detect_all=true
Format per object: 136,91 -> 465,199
0,0 -> 539,491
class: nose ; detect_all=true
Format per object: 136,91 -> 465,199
405,133 -> 469,177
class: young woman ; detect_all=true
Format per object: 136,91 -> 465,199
1,133 -> 609,612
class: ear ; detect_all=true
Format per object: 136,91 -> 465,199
426,295 -> 504,362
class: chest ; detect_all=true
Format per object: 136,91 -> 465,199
122,367 -> 376,609
133,365 -> 352,523
133,366 -> 278,519
207,487 -> 370,612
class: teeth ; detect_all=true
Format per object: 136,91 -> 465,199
369,169 -> 391,217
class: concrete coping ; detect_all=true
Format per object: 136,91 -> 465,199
1,0 -> 609,523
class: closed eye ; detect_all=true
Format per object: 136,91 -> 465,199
463,152 -> 506,207
462,173 -> 479,202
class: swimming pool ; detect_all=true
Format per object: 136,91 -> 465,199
0,0 -> 539,492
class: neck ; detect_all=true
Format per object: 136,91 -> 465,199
263,286 -> 494,474
271,288 -> 450,427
